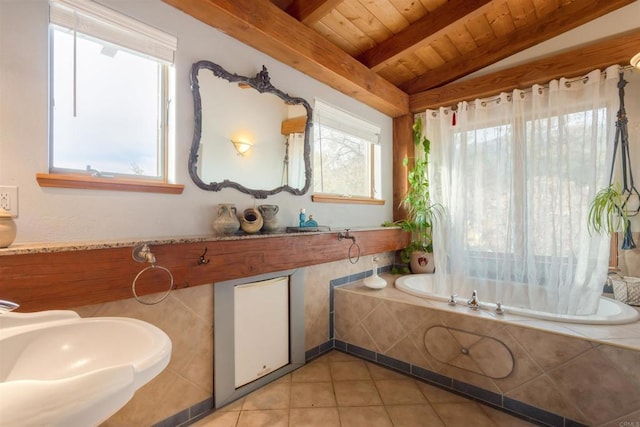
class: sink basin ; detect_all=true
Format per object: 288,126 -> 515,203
0,311 -> 171,426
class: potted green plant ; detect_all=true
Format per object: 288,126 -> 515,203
587,183 -> 635,248
386,116 -> 442,273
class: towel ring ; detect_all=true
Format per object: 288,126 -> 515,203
132,264 -> 174,305
348,242 -> 361,264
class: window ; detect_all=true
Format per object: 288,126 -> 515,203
312,100 -> 382,203
46,0 -> 179,191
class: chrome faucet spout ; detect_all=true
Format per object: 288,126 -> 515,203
467,290 -> 480,311
0,299 -> 19,313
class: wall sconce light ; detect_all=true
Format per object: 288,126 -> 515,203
231,140 -> 253,156
631,53 -> 640,70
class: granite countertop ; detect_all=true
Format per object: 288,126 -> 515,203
0,226 -> 395,256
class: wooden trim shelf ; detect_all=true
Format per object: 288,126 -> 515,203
0,228 -> 409,312
36,173 -> 184,194
312,193 -> 385,205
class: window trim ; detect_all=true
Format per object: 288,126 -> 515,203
36,173 -> 184,194
46,1 -> 179,193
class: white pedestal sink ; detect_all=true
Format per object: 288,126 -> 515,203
0,310 -> 172,427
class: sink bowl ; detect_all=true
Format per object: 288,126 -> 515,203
0,312 -> 171,426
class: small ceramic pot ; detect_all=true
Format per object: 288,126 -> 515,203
258,204 -> 279,232
409,251 -> 435,274
240,208 -> 263,234
212,204 -> 240,235
0,208 -> 17,248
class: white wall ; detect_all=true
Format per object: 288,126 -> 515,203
0,0 -> 394,244
1,0 -> 639,244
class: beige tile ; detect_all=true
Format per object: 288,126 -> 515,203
492,328 -> 543,393
336,321 -> 378,351
292,361 -> 331,382
598,343 -> 640,385
334,380 -> 383,406
431,402 -> 497,427
361,302 -> 407,352
289,407 -> 340,427
218,397 -> 244,412
479,405 -> 538,427
505,325 -> 592,371
242,382 -> 291,410
236,409 -> 288,427
467,336 -> 514,379
385,404 -> 445,427
416,382 -> 470,404
385,334 -> 434,371
505,375 -> 587,424
424,326 -> 464,363
599,408 -> 640,427
366,362 -> 409,380
547,348 -> 640,425
191,410 -> 239,427
330,360 -> 372,381
338,406 -> 393,427
385,299 -> 443,335
290,382 -> 337,408
375,379 -> 427,405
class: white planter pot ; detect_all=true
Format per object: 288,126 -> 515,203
409,251 -> 434,274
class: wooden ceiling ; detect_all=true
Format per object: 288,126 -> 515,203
163,0 -> 639,117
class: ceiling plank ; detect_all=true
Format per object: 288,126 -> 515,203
162,0 -> 409,117
357,0 -> 493,71
409,29 -> 640,112
286,0 -> 344,25
401,0 -> 636,94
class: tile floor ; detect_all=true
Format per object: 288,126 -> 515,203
191,350 -> 537,427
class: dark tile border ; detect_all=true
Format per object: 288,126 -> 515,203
154,397 -> 213,427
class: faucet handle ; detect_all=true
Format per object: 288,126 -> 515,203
495,302 -> 504,315
447,294 -> 458,306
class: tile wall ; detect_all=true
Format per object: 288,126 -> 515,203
72,252 -> 395,426
334,280 -> 640,426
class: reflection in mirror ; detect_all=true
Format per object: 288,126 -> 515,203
189,61 -> 312,198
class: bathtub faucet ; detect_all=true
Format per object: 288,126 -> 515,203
467,290 -> 480,311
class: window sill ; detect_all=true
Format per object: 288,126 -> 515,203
311,193 -> 385,205
36,173 -> 184,194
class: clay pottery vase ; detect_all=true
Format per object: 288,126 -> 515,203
409,251 -> 435,274
258,204 -> 279,232
212,204 -> 240,235
240,208 -> 263,234
0,208 -> 16,248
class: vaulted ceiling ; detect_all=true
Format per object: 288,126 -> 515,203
163,0 -> 639,117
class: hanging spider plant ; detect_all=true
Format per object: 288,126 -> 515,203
587,183 -> 629,234
587,72 -> 637,249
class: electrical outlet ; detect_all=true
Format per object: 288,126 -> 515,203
0,186 -> 18,217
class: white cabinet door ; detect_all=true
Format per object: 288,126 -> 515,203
234,276 -> 289,388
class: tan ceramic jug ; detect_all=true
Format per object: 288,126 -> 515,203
240,208 -> 263,234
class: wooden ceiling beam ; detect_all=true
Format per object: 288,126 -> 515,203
357,0 -> 493,72
286,0 -> 344,25
401,0 -> 636,94
162,0 -> 409,117
409,29 -> 640,112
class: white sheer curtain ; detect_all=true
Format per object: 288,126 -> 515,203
426,66 -> 621,315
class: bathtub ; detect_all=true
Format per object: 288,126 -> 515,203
395,274 -> 640,325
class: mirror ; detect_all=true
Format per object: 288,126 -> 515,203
189,61 -> 312,198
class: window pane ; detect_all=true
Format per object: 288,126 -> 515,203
313,125 -> 372,197
51,27 -> 164,178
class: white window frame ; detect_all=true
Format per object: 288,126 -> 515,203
311,99 -> 383,205
40,0 -> 182,193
